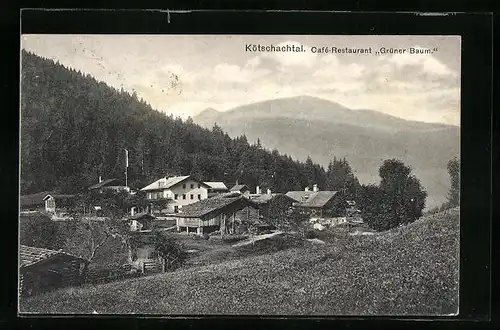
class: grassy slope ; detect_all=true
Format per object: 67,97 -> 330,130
20,209 -> 459,315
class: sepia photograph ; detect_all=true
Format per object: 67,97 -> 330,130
18,34 -> 460,315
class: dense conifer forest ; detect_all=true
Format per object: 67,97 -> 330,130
20,50 -> 361,196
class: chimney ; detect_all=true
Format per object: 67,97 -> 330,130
99,176 -> 102,183
256,186 -> 260,195
267,188 -> 271,195
305,186 -> 310,192
130,207 -> 136,216
313,184 -> 318,192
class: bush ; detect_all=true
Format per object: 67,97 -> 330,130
151,230 -> 188,270
222,234 -> 249,243
305,230 -> 320,239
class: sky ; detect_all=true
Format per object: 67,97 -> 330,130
21,35 -> 461,125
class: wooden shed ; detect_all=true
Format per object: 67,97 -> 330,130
125,212 -> 156,231
175,193 -> 259,235
19,245 -> 89,296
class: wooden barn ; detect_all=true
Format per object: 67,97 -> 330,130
174,192 -> 259,235
19,245 -> 89,296
250,193 -> 296,222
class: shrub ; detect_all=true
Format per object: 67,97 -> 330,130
222,234 -> 249,243
151,230 -> 188,270
305,230 -> 320,239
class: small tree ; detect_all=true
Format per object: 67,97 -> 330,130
447,157 -> 460,207
151,230 -> 187,271
359,185 -> 390,231
361,159 -> 427,231
61,216 -> 132,266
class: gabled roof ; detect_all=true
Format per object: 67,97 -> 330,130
230,184 -> 250,192
251,193 -> 296,205
42,194 -> 76,201
291,191 -> 340,208
20,191 -> 53,207
177,195 -> 257,218
285,191 -> 314,202
141,175 -> 210,191
204,182 -> 228,190
88,178 -> 120,190
19,245 -> 88,269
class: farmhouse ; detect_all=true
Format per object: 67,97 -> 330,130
88,177 -> 129,194
204,181 -> 229,198
249,193 -> 296,222
286,186 -> 346,219
141,175 -> 210,215
174,192 -> 259,235
19,245 -> 89,296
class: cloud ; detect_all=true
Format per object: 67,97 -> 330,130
22,35 -> 460,125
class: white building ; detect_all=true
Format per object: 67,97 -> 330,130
140,175 -> 210,214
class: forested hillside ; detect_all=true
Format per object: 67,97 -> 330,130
20,51 -> 346,195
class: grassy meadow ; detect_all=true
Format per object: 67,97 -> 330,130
19,208 -> 459,316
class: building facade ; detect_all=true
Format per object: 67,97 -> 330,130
141,176 -> 210,214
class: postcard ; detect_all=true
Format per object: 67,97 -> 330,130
19,34 -> 460,316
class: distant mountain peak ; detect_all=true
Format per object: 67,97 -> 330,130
197,107 -> 219,115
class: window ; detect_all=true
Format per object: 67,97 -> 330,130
190,194 -> 194,200
183,184 -> 186,189
174,194 -> 178,200
198,194 -> 201,200
190,184 -> 194,189
183,194 -> 186,200
174,206 -> 179,213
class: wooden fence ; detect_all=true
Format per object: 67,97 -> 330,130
84,268 -> 143,284
84,259 -> 165,284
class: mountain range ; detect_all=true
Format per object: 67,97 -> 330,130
194,95 -> 460,208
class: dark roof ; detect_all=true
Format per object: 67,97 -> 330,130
178,195 -> 257,218
20,191 -> 54,207
88,178 -> 120,190
296,191 -> 340,208
19,245 -> 88,268
230,184 -> 250,192
286,191 -> 340,208
285,191 -> 314,202
251,193 -> 295,205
